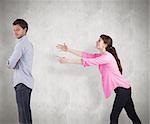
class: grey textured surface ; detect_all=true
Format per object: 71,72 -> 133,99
148,0 -> 150,122
0,0 -> 149,124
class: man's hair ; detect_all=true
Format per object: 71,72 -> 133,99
13,19 -> 28,32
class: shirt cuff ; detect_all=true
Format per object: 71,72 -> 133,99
81,52 -> 87,58
81,58 -> 88,67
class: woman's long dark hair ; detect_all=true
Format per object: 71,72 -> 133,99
100,34 -> 122,74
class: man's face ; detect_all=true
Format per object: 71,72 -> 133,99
13,24 -> 27,39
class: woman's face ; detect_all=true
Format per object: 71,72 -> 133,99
96,38 -> 107,50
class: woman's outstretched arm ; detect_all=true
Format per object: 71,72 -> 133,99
57,56 -> 82,64
57,54 -> 110,67
56,43 -> 82,57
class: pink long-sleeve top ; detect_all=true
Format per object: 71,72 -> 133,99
81,51 -> 131,98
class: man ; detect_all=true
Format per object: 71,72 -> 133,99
7,19 -> 34,124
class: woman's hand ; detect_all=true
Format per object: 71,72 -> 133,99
57,56 -> 82,65
56,43 -> 68,52
56,43 -> 82,57
57,56 -> 69,64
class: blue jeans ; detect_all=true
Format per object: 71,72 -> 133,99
15,83 -> 32,124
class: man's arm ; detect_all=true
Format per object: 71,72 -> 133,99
7,44 -> 22,69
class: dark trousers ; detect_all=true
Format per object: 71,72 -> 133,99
15,83 -> 32,124
110,87 -> 141,124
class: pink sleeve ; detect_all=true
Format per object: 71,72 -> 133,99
82,54 -> 110,67
81,52 -> 98,58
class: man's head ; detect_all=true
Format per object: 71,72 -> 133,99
13,19 -> 28,39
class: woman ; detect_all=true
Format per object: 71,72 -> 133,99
56,34 -> 141,124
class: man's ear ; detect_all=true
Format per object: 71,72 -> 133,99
24,28 -> 27,33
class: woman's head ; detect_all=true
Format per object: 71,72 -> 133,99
97,34 -> 123,74
96,34 -> 113,51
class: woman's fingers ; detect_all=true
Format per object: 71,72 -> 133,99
64,43 -> 68,49
57,57 -> 62,63
64,43 -> 67,47
56,43 -> 66,47
56,44 -> 68,52
56,44 -> 65,49
56,44 -> 63,49
57,56 -> 65,63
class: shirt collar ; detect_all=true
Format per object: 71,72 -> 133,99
19,35 -> 28,42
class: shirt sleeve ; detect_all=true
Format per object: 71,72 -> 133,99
81,52 -> 98,58
7,43 -> 23,69
81,54 -> 110,67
